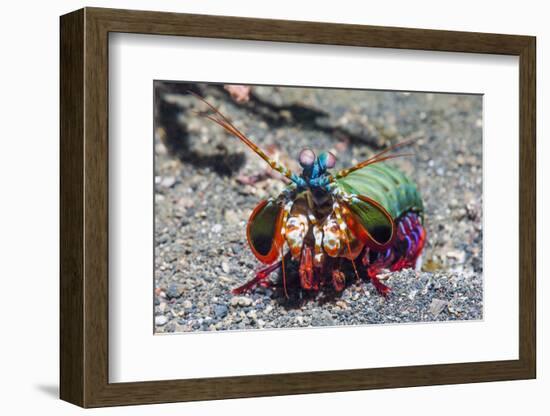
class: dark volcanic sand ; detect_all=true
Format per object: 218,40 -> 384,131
153,83 -> 483,333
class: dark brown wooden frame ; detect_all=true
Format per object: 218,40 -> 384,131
60,7 -> 536,408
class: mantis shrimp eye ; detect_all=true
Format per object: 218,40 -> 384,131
299,148 -> 316,167
319,151 -> 337,169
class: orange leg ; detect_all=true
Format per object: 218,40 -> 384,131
299,246 -> 315,290
331,269 -> 346,292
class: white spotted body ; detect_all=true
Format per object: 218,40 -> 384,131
276,194 -> 362,266
284,212 -> 309,260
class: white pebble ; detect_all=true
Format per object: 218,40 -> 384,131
429,299 -> 448,316
155,315 -> 168,326
238,297 -> 252,307
161,176 -> 176,188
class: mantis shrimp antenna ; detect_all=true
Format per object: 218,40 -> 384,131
331,138 -> 416,181
191,92 -> 298,183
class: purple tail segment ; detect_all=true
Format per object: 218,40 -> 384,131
391,211 -> 426,271
365,211 -> 426,296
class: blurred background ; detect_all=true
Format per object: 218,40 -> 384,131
153,82 -> 483,333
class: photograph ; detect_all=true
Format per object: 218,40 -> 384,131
153,82 -> 483,333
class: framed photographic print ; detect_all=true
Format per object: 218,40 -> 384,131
60,7 -> 536,408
